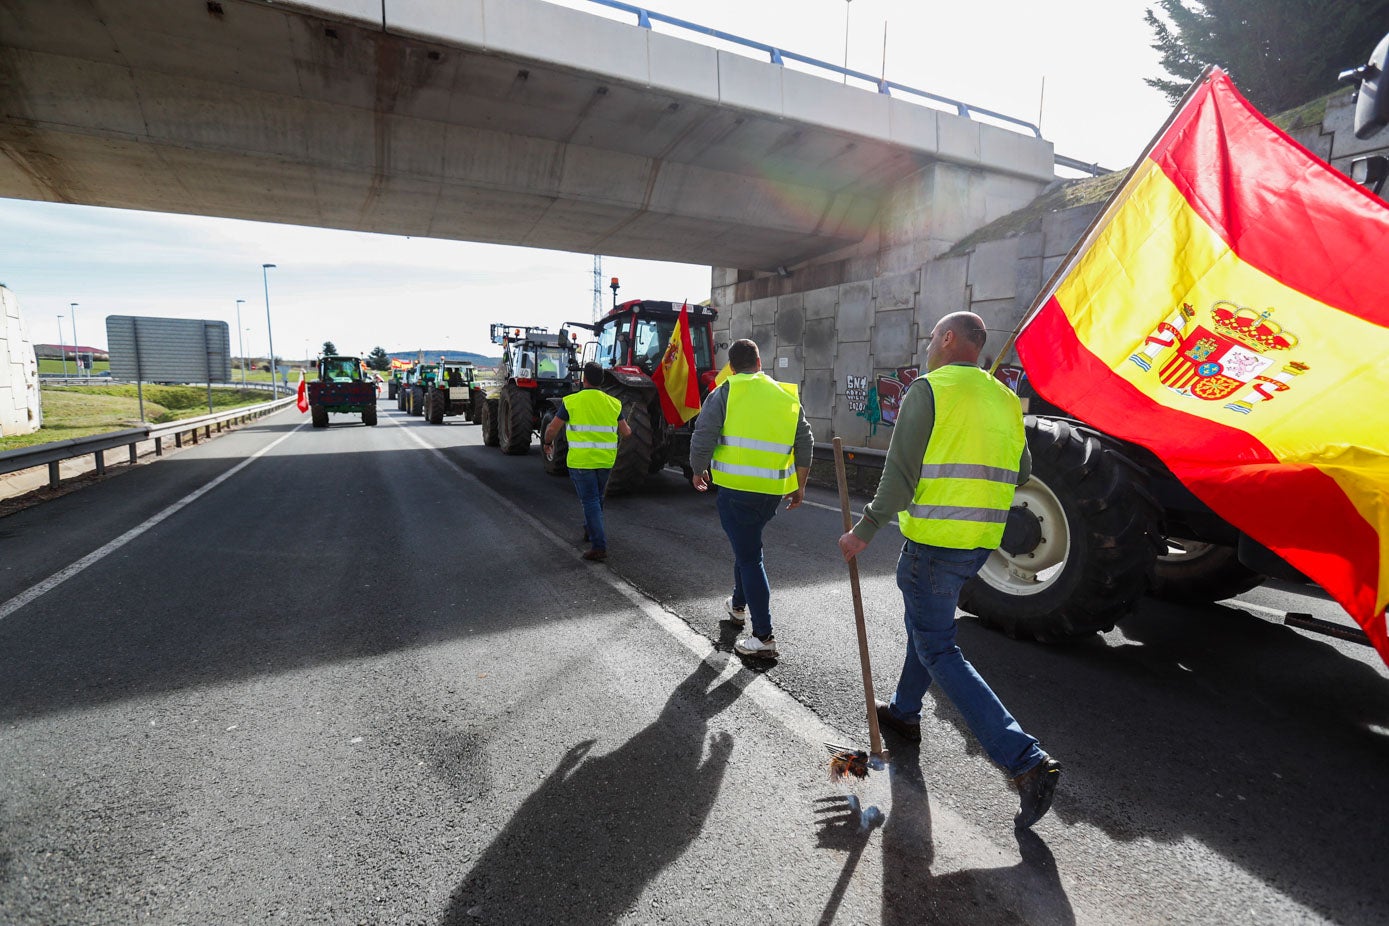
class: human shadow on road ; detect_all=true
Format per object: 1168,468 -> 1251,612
812,739 -> 1074,926
438,660 -> 740,926
931,597 -> 1389,922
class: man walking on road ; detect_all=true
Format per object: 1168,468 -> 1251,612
690,339 -> 813,660
836,312 -> 1061,828
544,362 -> 632,562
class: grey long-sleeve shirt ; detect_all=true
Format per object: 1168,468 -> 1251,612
852,364 -> 1032,543
689,378 -> 814,477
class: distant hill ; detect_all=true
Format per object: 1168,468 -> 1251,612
390,350 -> 500,366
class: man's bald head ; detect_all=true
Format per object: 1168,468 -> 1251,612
925,312 -> 987,370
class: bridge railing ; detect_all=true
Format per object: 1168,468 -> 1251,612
0,396 -> 296,491
583,0 -> 1108,175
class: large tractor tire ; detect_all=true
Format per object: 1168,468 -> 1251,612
480,398 -> 500,447
1150,540 -> 1265,603
311,405 -> 328,428
362,405 -> 377,426
605,391 -> 655,496
499,383 -> 534,455
540,409 -> 568,476
427,390 -> 446,425
959,417 -> 1165,642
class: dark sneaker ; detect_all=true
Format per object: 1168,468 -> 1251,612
582,548 -> 607,562
723,596 -> 747,626
1013,754 -> 1061,828
875,700 -> 921,743
734,634 -> 778,659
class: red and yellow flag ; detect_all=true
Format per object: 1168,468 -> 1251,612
652,303 -> 701,425
1017,69 -> 1389,663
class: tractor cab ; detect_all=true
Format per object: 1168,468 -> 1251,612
579,300 -> 718,387
320,355 -> 364,383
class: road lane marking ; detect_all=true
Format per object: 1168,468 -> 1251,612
0,421 -> 308,622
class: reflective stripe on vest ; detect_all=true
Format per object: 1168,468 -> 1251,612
898,365 -> 1025,550
710,373 -> 800,495
563,389 -> 624,469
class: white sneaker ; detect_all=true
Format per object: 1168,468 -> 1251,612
723,596 -> 747,626
734,635 -> 778,659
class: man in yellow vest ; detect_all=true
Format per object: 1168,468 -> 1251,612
837,312 -> 1060,828
543,362 -> 632,562
690,339 -> 813,659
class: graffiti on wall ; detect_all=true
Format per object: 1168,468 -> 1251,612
849,366 -> 920,437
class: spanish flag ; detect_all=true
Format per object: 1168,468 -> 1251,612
652,303 -> 701,425
1017,69 -> 1389,663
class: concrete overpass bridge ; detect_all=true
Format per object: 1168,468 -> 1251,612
0,0 -> 1059,274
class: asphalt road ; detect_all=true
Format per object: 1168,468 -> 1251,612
1,399 -> 1385,925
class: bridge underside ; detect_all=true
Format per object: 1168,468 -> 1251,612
0,0 -> 1055,270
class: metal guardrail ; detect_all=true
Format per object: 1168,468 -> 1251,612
0,396 -> 297,490
583,0 -> 1110,176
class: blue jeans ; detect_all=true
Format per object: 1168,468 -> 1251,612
715,488 -> 782,639
888,539 -> 1043,777
569,467 -> 610,550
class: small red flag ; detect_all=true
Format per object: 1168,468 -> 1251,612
296,371 -> 309,413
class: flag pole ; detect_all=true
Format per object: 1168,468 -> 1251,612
989,65 -> 1224,375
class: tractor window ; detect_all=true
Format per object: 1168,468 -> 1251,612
595,322 -> 618,367
536,348 -> 568,379
632,318 -> 713,371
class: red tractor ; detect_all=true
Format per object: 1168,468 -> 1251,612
558,299 -> 719,494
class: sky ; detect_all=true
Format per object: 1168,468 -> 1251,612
0,0 -> 1173,360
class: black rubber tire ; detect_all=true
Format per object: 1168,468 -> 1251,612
959,417 -> 1165,642
539,409 -> 569,476
481,399 -> 500,446
427,390 -> 445,425
465,392 -> 478,424
387,383 -> 398,400
1150,540 -> 1266,603
605,389 -> 655,496
499,383 -> 533,455
311,405 -> 328,428
362,406 -> 377,427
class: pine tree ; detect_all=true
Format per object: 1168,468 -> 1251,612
1145,1 -> 1389,113
367,346 -> 391,371
321,340 -> 337,356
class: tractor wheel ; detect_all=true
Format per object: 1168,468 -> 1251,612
362,405 -> 377,427
959,417 -> 1165,642
605,391 -> 654,496
428,390 -> 445,425
540,409 -> 568,476
414,389 -> 426,416
480,398 -> 500,447
1150,540 -> 1265,603
311,405 -> 328,428
499,383 -> 534,455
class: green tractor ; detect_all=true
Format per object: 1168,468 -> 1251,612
307,355 -> 378,427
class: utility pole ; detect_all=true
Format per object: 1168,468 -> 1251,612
235,299 -> 247,388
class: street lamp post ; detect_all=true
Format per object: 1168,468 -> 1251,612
235,299 -> 247,388
56,315 -> 68,377
69,302 -> 81,376
261,263 -> 278,395
843,0 -> 852,84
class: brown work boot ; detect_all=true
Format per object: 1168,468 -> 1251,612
581,548 -> 607,562
875,700 -> 921,743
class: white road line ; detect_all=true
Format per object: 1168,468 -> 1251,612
0,421 -> 308,622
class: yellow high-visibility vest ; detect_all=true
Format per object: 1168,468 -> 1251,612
898,365 -> 1026,550
563,389 -> 623,469
711,373 -> 800,495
